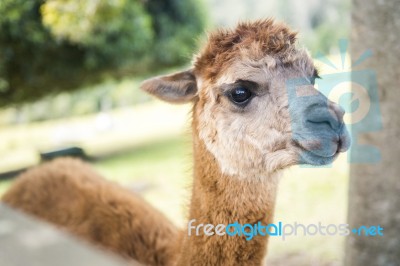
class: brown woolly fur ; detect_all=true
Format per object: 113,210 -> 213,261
176,113 -> 279,265
2,158 -> 180,266
2,18 -> 350,266
194,19 -> 298,82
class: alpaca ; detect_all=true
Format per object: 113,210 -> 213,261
2,19 -> 350,266
2,158 -> 179,265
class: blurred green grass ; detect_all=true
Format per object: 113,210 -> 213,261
93,135 -> 193,226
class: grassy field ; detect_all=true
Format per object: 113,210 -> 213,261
93,135 -> 193,226
0,98 -> 350,265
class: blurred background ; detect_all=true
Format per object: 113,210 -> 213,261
0,0 -> 352,265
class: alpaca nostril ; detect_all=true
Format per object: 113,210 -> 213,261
306,105 -> 342,130
307,118 -> 335,130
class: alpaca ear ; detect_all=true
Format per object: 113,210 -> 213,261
140,69 -> 198,104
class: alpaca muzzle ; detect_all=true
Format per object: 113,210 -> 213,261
288,88 -> 351,165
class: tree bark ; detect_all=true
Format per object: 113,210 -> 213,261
346,0 -> 400,265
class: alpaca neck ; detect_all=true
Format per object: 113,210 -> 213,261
176,129 -> 280,266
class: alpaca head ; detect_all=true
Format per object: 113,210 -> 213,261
141,19 -> 351,178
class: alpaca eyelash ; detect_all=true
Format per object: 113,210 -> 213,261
313,68 -> 321,80
309,70 -> 321,85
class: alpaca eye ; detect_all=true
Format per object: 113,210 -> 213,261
229,87 -> 252,104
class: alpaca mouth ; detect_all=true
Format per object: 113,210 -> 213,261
292,126 -> 351,165
293,140 -> 339,166
293,138 -> 341,158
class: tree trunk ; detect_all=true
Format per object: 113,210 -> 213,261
346,0 -> 400,265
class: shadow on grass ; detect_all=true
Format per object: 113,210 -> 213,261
0,169 -> 28,181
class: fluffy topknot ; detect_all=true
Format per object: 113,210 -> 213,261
194,19 -> 298,82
